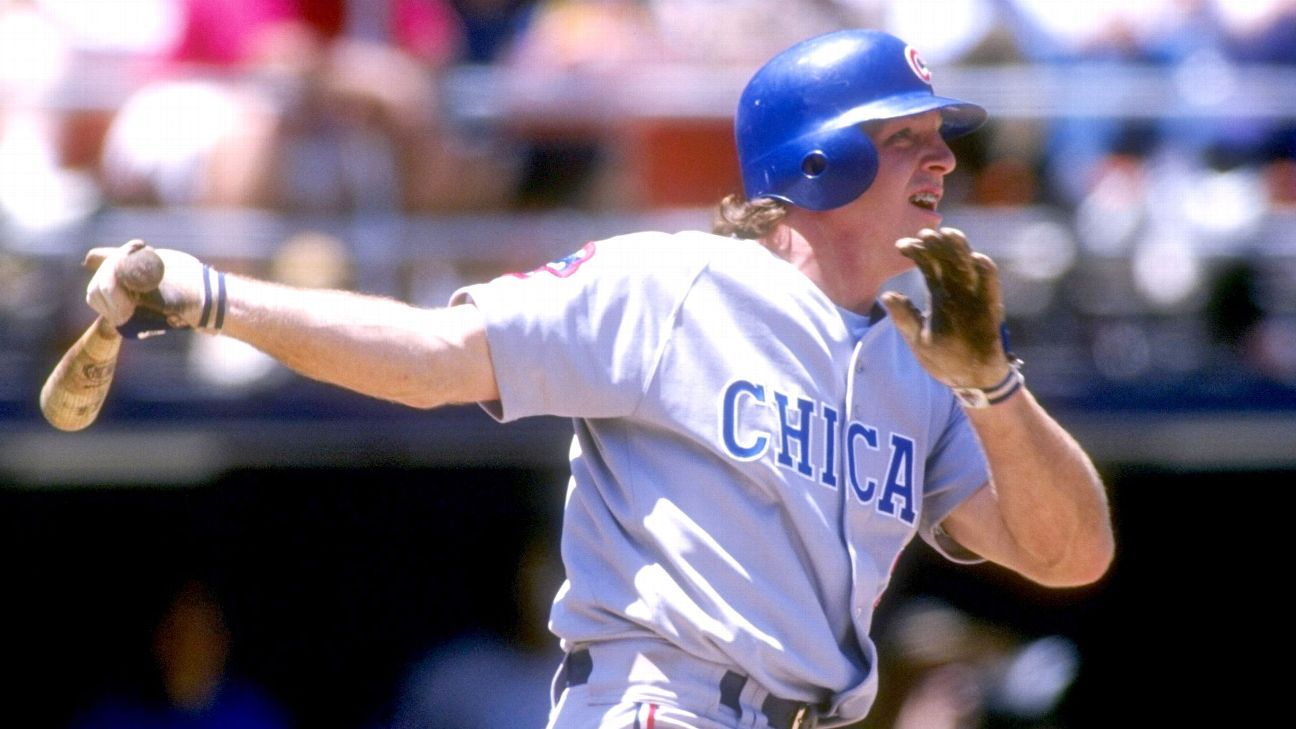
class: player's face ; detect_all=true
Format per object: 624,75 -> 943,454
774,109 -> 960,311
852,109 -> 957,249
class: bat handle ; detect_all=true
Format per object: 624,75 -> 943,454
38,242 -> 167,431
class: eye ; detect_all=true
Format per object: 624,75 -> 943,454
885,128 -> 917,146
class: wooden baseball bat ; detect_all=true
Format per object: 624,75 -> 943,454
39,242 -> 166,432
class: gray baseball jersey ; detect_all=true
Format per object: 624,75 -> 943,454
451,230 -> 988,725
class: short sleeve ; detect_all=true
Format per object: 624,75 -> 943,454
918,395 -> 990,563
450,233 -> 708,422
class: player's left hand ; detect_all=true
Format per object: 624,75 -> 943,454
881,227 -> 1012,389
85,240 -> 210,334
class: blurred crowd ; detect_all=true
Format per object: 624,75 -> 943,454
1,8 -> 1294,420
0,0 -> 1293,223
1,0 -> 1286,391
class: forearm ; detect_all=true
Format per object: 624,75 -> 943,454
962,389 -> 1114,585
220,276 -> 497,409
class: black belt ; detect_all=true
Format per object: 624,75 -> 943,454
559,649 -> 819,729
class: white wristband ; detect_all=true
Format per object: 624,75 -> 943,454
952,366 -> 1024,409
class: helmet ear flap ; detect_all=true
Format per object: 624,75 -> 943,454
783,126 -> 880,211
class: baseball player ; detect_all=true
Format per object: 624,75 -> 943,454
84,29 -> 1113,729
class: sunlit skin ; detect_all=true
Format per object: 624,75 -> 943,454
773,109 -> 956,314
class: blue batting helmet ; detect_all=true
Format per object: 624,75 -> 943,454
735,29 -> 987,211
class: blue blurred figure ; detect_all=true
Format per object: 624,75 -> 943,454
70,579 -> 292,729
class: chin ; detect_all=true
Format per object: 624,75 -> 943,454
906,207 -> 943,231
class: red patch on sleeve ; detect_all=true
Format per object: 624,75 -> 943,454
507,241 -> 597,279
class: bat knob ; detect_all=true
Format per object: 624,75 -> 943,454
116,242 -> 166,293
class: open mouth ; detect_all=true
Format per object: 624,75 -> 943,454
909,192 -> 939,211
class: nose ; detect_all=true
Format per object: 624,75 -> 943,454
925,133 -> 957,175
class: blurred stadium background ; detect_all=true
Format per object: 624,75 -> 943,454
1,1 -> 1287,727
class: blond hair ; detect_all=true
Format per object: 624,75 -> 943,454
711,194 -> 789,240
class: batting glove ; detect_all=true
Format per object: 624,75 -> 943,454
85,239 -> 224,338
881,227 -> 1021,404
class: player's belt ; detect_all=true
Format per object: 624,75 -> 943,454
558,649 -> 820,729
719,670 -> 819,729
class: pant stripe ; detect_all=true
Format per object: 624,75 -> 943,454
634,702 -> 660,729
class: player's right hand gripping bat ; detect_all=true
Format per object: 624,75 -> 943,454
39,242 -> 165,432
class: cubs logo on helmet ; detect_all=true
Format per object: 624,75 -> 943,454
905,46 -> 933,84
